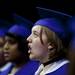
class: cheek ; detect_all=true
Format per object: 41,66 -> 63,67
32,40 -> 48,56
9,46 -> 20,57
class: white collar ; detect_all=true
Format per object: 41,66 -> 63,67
37,59 -> 69,75
35,64 -> 44,75
0,62 -> 12,72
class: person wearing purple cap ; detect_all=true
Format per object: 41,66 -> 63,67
2,25 -> 39,75
27,18 -> 69,75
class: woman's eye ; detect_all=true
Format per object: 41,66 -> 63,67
33,32 -> 39,37
8,40 -> 17,44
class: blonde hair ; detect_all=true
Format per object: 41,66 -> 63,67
39,26 -> 68,59
39,26 -> 63,51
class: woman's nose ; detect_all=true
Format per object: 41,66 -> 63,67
27,35 -> 32,43
4,43 -> 9,51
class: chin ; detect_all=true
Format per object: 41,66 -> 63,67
29,54 -> 39,61
29,54 -> 35,58
5,57 -> 10,62
29,54 -> 34,59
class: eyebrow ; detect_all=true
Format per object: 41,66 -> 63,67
32,30 -> 40,35
32,28 -> 40,32
5,37 -> 16,42
33,30 -> 38,33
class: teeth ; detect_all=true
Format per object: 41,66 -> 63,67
4,51 -> 9,56
28,50 -> 31,53
4,54 -> 9,57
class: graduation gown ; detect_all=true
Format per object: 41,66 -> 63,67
1,60 -> 40,75
35,59 -> 69,75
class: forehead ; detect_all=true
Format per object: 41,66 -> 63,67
32,25 -> 42,32
5,36 -> 16,41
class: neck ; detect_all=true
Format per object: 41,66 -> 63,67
39,55 -> 50,64
40,54 -> 60,64
43,55 -> 64,66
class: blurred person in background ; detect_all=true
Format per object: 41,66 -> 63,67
2,25 -> 39,75
0,28 -> 12,74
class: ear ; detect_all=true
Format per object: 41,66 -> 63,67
48,43 -> 54,50
48,43 -> 56,58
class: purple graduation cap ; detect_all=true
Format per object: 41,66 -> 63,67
34,18 -> 65,40
7,13 -> 34,38
7,24 -> 30,38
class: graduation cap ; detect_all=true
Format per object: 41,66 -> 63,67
35,7 -> 72,38
12,13 -> 33,29
34,18 -> 66,40
36,7 -> 72,22
7,24 -> 30,38
6,13 -> 33,38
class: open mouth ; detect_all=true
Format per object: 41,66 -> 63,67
28,44 -> 32,50
28,45 -> 32,54
4,51 -> 9,57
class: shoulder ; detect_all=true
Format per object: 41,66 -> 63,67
45,59 -> 69,75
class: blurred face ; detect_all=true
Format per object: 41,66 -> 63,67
27,25 -> 53,62
0,37 -> 5,64
4,36 -> 21,62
